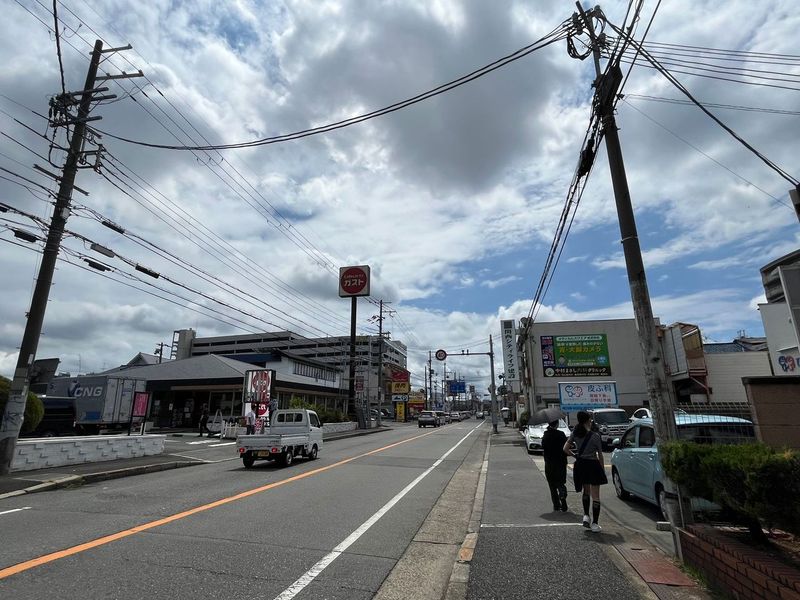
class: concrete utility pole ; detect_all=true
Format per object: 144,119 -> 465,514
489,335 -> 499,434
0,40 -> 107,475
575,4 -> 676,445
370,300 -> 394,427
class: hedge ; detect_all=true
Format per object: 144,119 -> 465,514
661,441 -> 800,537
288,397 -> 348,424
0,375 -> 44,434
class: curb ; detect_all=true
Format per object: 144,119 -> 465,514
443,433 -> 491,600
0,460 -> 203,500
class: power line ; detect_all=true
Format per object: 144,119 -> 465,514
623,94 -> 800,116
605,19 -> 798,186
50,0 -> 67,96
87,23 -> 573,151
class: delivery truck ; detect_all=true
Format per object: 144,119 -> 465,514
45,375 -> 146,433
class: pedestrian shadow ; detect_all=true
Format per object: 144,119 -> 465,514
580,530 -> 625,544
537,510 -> 580,523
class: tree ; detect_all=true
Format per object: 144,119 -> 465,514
0,375 -> 44,434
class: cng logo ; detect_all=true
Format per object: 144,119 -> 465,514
68,381 -> 104,398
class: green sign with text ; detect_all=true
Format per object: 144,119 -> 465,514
540,334 -> 611,377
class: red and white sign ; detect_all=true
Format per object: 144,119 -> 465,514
435,349 -> 447,361
132,391 -> 149,418
244,369 -> 274,416
339,265 -> 370,297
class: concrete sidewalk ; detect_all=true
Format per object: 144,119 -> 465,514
457,427 -> 707,600
0,425 -> 391,500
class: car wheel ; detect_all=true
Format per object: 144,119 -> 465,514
242,452 -> 255,469
282,448 -> 294,467
656,484 -> 668,521
308,444 -> 318,460
612,468 -> 630,500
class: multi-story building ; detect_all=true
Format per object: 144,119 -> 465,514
172,328 -> 408,412
758,249 -> 800,376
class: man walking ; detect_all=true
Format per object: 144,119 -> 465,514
245,406 -> 256,435
198,405 -> 210,437
542,419 -> 569,512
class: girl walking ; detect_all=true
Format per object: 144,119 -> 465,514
564,411 -> 608,532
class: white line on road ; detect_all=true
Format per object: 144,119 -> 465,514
187,439 -> 216,445
209,442 -> 236,447
0,507 -> 32,516
480,523 -> 582,528
273,422 -> 484,600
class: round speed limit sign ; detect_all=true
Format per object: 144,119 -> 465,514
435,349 -> 447,361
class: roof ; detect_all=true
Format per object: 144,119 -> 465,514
703,338 -> 768,353
113,354 -> 261,382
636,414 -> 753,426
126,352 -> 166,366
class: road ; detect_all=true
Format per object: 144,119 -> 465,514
0,421 -> 486,599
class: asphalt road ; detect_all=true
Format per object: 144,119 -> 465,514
0,421 -> 486,600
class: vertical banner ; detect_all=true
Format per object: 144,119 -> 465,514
500,320 -> 521,392
243,369 -> 274,419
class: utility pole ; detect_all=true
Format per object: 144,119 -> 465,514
369,300 -> 394,427
426,350 -> 432,410
154,342 -> 168,364
0,40 -> 135,474
575,4 -> 676,445
489,335 -> 498,434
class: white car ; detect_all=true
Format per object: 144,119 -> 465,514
522,419 -> 570,454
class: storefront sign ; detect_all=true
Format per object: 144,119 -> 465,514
391,381 -> 410,394
500,319 -> 520,387
541,334 -> 611,377
558,382 -> 618,411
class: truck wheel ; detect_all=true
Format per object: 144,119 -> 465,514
308,445 -> 318,460
282,448 -> 294,467
242,452 -> 255,468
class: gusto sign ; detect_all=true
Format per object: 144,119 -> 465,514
339,265 -> 371,297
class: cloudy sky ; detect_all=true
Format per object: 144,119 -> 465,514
0,0 -> 797,393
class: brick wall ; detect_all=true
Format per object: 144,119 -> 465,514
680,524 -> 800,600
11,435 -> 166,472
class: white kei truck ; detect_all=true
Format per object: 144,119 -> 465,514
236,409 -> 323,468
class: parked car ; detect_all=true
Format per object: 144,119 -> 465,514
449,412 -> 462,422
436,411 -> 450,424
610,414 -> 756,519
521,419 -> 570,454
630,407 -> 688,421
475,411 -> 485,419
418,411 -> 439,428
589,408 -> 631,448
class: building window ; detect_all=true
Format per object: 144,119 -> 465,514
293,362 -> 335,382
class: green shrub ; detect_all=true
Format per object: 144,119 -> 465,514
0,375 -> 44,433
288,397 -> 348,424
518,410 -> 529,429
662,441 -> 800,537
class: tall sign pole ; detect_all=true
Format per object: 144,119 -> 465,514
489,335 -> 499,434
1,41 -> 106,474
339,265 -> 371,429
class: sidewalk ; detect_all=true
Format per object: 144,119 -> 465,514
458,427 -> 708,600
0,424 -> 391,500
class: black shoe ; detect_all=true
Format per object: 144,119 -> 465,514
553,505 -> 561,512
561,501 -> 568,512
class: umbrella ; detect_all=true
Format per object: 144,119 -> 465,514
530,407 -> 564,426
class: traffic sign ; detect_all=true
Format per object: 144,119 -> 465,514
435,349 -> 447,361
339,265 -> 371,297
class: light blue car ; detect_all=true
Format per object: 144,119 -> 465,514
610,414 -> 756,519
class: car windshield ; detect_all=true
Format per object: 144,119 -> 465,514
677,423 -> 756,444
593,411 -> 629,425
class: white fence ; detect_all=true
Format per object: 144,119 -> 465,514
11,435 -> 166,472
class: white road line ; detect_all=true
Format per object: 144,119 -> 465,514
0,507 -> 32,516
273,422 -> 484,600
480,523 -> 581,528
187,440 -> 216,445
209,442 -> 236,447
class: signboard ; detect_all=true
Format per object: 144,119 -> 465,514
435,349 -> 447,361
244,369 -> 274,416
541,334 -> 611,377
132,391 -> 150,418
447,380 -> 466,394
558,382 -> 618,411
391,381 -> 410,394
392,394 -> 409,403
338,265 -> 371,297
394,400 -> 406,422
389,368 -> 410,382
355,376 -> 364,392
500,320 -> 520,388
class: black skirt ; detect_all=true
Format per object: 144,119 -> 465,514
573,457 -> 608,491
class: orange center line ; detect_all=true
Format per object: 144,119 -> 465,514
0,428 -> 439,580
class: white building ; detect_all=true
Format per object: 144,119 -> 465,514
758,249 -> 800,376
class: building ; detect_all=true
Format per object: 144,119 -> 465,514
758,249 -> 800,376
171,328 -> 408,413
518,318 -> 771,415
